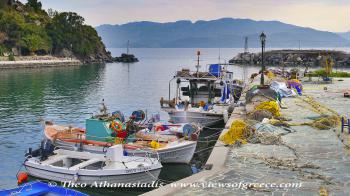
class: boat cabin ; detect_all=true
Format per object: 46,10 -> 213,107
168,64 -> 233,106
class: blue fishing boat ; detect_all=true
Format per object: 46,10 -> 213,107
0,181 -> 88,196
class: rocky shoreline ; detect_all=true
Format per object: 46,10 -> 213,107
229,49 -> 350,67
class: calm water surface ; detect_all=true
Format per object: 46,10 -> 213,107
1,48 -> 349,194
0,48 -> 255,191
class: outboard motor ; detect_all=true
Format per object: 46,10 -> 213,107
25,139 -> 55,161
40,139 -> 55,160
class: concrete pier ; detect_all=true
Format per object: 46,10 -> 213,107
0,59 -> 82,69
144,78 -> 350,196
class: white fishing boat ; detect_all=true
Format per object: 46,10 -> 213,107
163,105 -> 227,127
160,58 -> 242,126
24,145 -> 162,185
43,119 -> 200,164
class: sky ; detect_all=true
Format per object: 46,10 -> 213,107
21,0 -> 350,32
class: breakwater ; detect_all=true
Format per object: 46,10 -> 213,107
230,49 -> 350,67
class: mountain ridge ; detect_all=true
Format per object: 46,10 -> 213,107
96,18 -> 350,48
338,31 -> 350,41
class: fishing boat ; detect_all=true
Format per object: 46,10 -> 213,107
0,181 -> 88,196
43,110 -> 200,164
24,145 -> 162,185
160,53 -> 242,126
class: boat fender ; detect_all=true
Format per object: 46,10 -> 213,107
17,172 -> 28,185
73,173 -> 79,182
155,125 -> 165,131
123,150 -> 128,156
191,165 -> 199,174
147,123 -> 153,131
102,146 -> 108,153
190,133 -> 199,141
110,120 -> 123,132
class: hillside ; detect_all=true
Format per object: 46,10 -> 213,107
0,0 -> 112,63
338,31 -> 350,41
96,18 -> 350,48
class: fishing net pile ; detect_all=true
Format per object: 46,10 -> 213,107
254,101 -> 281,117
220,119 -> 285,146
219,120 -> 253,145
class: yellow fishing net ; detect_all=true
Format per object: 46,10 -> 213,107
220,120 -> 249,145
255,101 -> 281,117
267,71 -> 276,79
270,115 -> 338,130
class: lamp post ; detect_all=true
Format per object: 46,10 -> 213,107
260,32 -> 266,86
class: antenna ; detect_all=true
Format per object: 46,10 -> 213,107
244,36 -> 248,53
218,48 -> 221,64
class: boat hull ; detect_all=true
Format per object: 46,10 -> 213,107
24,161 -> 161,185
167,110 -> 224,126
0,182 -> 87,196
54,139 -> 197,164
128,141 -> 197,164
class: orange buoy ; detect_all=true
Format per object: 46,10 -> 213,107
17,172 -> 28,185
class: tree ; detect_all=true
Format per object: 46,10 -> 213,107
0,0 -> 7,10
47,12 -> 99,57
26,0 -> 42,12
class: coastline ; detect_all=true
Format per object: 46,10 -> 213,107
0,59 -> 82,69
0,56 -> 84,69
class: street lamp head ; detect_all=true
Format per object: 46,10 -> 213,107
260,32 -> 266,44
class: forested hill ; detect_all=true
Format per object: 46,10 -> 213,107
0,0 -> 112,63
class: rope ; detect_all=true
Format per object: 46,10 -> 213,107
15,159 -> 27,178
194,144 -> 229,154
202,132 -> 222,139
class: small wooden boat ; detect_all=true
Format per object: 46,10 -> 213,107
0,181 -> 88,196
44,121 -> 200,164
24,145 -> 162,185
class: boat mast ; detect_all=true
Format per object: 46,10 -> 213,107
127,40 -> 130,55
